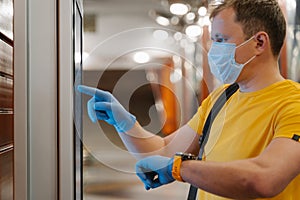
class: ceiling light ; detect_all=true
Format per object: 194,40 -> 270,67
198,16 -> 211,27
185,24 -> 202,37
156,16 -> 170,26
208,0 -> 224,6
133,52 -> 150,64
173,32 -> 183,41
198,6 -> 207,17
153,30 -> 169,40
170,16 -> 180,25
170,3 -> 189,15
185,12 -> 196,22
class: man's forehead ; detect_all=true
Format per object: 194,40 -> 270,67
210,8 -> 243,38
211,7 -> 236,25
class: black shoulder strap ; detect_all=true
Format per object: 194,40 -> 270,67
187,83 -> 239,200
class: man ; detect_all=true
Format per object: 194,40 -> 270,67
78,0 -> 300,199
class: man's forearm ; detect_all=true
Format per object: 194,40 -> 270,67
180,159 -> 270,199
119,121 -> 166,159
120,123 -> 200,159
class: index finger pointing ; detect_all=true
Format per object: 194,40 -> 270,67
77,85 -> 97,97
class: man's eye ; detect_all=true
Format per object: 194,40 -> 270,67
215,38 -> 227,42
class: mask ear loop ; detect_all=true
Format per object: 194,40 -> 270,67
236,35 -> 257,66
243,54 -> 256,66
236,35 -> 256,49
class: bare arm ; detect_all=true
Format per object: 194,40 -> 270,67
77,85 -> 201,159
120,122 -> 200,159
180,137 -> 300,199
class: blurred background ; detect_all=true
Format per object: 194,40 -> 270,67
80,0 -> 300,199
81,1 -> 216,199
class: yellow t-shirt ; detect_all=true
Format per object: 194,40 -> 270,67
188,80 -> 300,200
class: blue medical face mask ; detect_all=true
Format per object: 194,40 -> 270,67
207,36 -> 256,84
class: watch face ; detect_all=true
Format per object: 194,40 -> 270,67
176,152 -> 197,161
175,152 -> 184,156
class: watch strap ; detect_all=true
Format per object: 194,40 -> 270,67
172,154 -> 184,182
172,153 -> 197,182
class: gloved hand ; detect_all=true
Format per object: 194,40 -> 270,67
135,155 -> 175,190
77,85 -> 136,133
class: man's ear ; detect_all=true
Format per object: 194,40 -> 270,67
256,36 -> 264,47
254,32 -> 269,54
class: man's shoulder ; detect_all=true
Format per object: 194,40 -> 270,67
281,79 -> 300,95
286,79 -> 300,88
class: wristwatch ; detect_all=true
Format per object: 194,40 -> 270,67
172,152 -> 197,182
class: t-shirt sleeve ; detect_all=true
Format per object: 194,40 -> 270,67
187,93 -> 214,135
274,100 -> 300,141
187,85 -> 230,135
187,103 -> 206,135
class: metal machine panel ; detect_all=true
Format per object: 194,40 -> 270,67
0,76 -> 13,109
0,148 -> 13,200
0,113 -> 13,146
0,39 -> 13,76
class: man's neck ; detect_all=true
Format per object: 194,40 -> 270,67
238,60 -> 285,93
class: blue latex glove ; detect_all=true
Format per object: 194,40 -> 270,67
135,155 -> 175,190
77,85 -> 136,133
